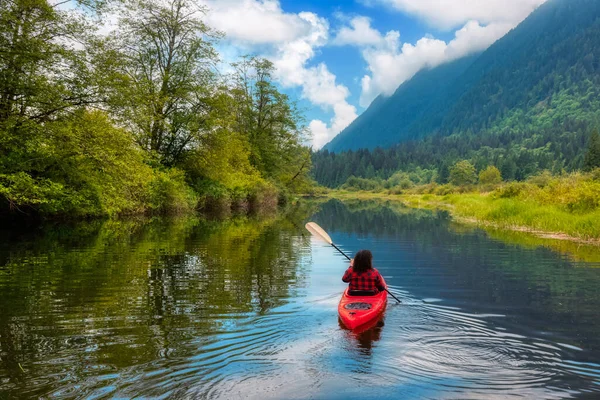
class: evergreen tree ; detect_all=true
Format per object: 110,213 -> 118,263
584,129 -> 600,171
437,163 -> 450,184
500,158 -> 518,181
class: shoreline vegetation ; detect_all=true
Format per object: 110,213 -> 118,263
0,0 -> 312,221
323,168 -> 600,246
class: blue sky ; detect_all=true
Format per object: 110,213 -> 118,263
201,0 -> 547,148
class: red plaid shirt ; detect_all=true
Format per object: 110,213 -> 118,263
342,266 -> 386,293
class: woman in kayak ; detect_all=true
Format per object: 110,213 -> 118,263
342,250 -> 386,296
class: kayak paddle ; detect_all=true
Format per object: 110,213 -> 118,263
305,222 -> 402,304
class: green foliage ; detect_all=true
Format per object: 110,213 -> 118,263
230,57 -> 312,189
449,161 -> 476,186
149,168 -> 198,214
479,166 -> 502,185
442,172 -> 600,239
312,123 -> 592,188
1,111 -> 156,216
494,183 -> 525,199
0,0 -> 312,218
106,0 -> 220,166
0,172 -> 67,213
341,176 -> 382,192
584,130 -> 600,171
527,170 -> 554,187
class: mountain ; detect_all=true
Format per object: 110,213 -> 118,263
324,0 -> 600,153
325,54 -> 480,151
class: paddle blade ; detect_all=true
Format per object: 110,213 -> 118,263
305,222 -> 333,245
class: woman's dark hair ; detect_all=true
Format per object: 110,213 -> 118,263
352,250 -> 373,273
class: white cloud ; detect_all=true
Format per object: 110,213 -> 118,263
201,0 -> 548,147
369,0 -> 548,30
339,17 -> 516,106
202,1 -> 356,148
202,0 -> 312,44
271,12 -> 358,149
333,16 -> 391,47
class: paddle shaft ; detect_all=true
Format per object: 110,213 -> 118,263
329,242 -> 402,304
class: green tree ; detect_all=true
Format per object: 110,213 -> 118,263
479,166 -> 502,185
230,57 -> 311,190
108,0 -> 220,166
584,130 -> 600,171
0,0 -> 96,165
437,162 -> 450,184
449,160 -> 476,186
500,158 -> 518,181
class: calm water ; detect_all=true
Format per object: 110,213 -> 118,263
1,200 -> 600,399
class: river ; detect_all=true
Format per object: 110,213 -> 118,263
1,199 -> 600,399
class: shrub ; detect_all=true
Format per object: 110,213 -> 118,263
399,178 -> 413,189
149,168 -> 197,214
450,160 -> 477,186
0,111 -> 155,217
248,181 -> 279,211
434,184 -> 456,196
479,166 -> 502,185
413,183 -> 438,194
527,170 -> 554,187
494,182 -> 525,199
341,176 -> 382,191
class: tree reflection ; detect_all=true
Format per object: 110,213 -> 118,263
0,207 -> 314,397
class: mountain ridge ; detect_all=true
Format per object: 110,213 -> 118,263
324,0 -> 600,153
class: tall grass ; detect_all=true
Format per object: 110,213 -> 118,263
330,169 -> 600,240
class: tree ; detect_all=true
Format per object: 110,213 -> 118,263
500,158 -> 517,181
449,160 -> 476,186
437,162 -> 450,184
584,129 -> 600,171
108,0 -> 220,166
230,57 -> 311,189
479,166 -> 502,185
0,0 -> 96,167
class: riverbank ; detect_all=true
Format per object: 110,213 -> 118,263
327,172 -> 600,245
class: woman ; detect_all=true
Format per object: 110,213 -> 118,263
342,249 -> 386,296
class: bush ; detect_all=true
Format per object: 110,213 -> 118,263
248,181 -> 279,211
527,170 -> 554,187
388,186 -> 404,195
434,184 -> 457,196
341,176 -> 382,191
149,168 -> 197,214
413,183 -> 439,194
494,182 -> 525,199
0,111 -> 156,217
479,166 -> 502,185
450,160 -> 477,186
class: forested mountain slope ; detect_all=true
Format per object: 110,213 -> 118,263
324,54 -> 480,151
324,0 -> 600,153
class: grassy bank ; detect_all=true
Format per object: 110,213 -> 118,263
328,170 -> 600,243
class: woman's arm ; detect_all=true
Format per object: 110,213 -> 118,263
342,266 -> 353,282
342,259 -> 354,282
375,272 -> 386,292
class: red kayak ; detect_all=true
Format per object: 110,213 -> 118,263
338,277 -> 388,330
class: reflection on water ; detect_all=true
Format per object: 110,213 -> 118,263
1,199 -> 600,399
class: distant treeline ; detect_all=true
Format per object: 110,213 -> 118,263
0,0 -> 311,218
313,121 -> 599,188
